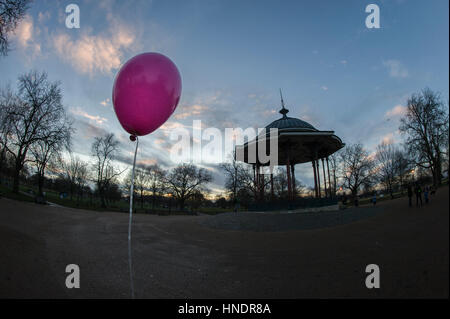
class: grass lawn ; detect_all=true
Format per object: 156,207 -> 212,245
0,184 -> 35,203
0,182 -> 230,215
2,178 -> 447,214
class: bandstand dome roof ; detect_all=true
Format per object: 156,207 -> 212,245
235,92 -> 345,166
265,116 -> 317,131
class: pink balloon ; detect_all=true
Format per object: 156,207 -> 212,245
112,52 -> 182,136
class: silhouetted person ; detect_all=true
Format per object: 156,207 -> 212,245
407,184 -> 413,207
424,186 -> 429,204
372,193 -> 377,205
415,183 -> 423,207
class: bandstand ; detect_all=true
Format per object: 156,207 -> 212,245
236,92 -> 345,208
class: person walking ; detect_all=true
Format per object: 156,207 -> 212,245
424,186 -> 429,204
407,184 -> 413,207
372,192 -> 377,206
415,183 -> 423,207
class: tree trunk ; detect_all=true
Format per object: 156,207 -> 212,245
333,169 -> 337,197
38,174 -> 44,196
76,187 -> 81,206
352,189 -> 358,206
179,198 -> 185,211
12,164 -> 20,193
435,157 -> 442,186
100,190 -> 106,208
0,150 -> 5,183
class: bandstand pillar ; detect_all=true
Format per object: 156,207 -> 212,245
270,171 -> 274,200
286,157 -> 292,201
321,158 -> 328,198
312,160 -> 318,198
259,171 -> 264,201
316,159 -> 321,198
326,157 -> 332,198
291,163 -> 296,198
253,164 -> 257,200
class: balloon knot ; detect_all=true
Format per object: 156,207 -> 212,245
130,135 -> 137,141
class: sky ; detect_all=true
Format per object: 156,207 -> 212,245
0,0 -> 448,196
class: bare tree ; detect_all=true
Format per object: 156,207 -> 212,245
147,164 -> 166,210
30,133 -> 70,196
74,161 -> 90,204
339,143 -> 374,202
0,71 -> 70,193
220,153 -> 248,206
0,85 -> 14,180
124,166 -> 150,209
273,167 -> 288,198
166,163 -> 212,211
0,0 -> 31,56
60,154 -> 80,200
328,152 -> 340,197
30,109 -> 72,196
60,154 -> 89,202
399,88 -> 449,186
91,133 -> 123,208
234,164 -> 259,201
374,141 -> 398,199
393,147 -> 413,193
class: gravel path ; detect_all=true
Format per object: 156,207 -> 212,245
0,187 -> 448,298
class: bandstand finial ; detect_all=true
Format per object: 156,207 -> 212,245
279,88 -> 289,118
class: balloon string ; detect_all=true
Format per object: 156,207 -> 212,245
128,136 -> 139,299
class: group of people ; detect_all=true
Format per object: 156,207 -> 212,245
407,183 -> 435,207
340,183 -> 436,207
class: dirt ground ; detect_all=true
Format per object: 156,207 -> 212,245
0,187 -> 448,298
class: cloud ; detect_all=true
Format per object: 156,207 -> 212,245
115,148 -> 170,170
12,15 -> 41,57
381,132 -> 395,145
321,86 -> 328,91
173,104 -> 209,120
262,109 -> 276,117
70,107 -> 108,125
73,118 -> 109,141
160,121 -> 186,130
340,60 -> 347,65
100,98 -> 111,107
15,15 -> 33,46
38,11 -> 51,23
383,60 -> 409,78
385,104 -> 407,118
137,158 -> 158,166
52,23 -> 135,75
